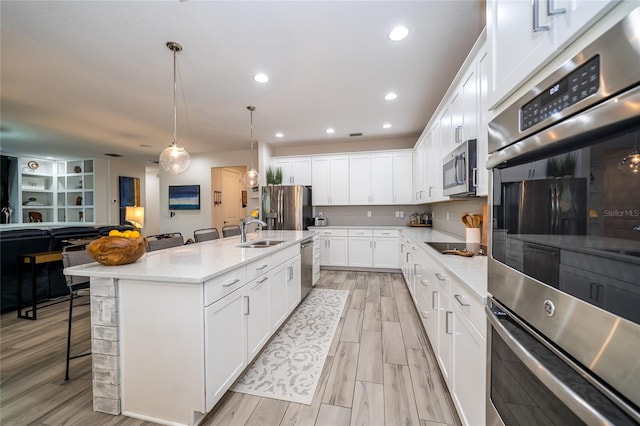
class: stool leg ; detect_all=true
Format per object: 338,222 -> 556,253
65,291 -> 74,381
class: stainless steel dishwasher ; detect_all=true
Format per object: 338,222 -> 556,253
300,238 -> 313,299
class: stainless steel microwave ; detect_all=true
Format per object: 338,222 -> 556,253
442,139 -> 477,197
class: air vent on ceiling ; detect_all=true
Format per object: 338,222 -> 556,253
104,153 -> 123,157
349,132 -> 363,137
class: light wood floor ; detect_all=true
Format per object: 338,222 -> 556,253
0,270 -> 460,426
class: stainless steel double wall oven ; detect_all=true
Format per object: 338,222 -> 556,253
487,8 -> 640,425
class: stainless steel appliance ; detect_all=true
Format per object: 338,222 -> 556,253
261,185 -> 312,230
487,8 -> 640,425
442,139 -> 477,197
300,237 -> 313,299
314,215 -> 327,227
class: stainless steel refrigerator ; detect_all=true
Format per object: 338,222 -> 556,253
261,185 -> 313,230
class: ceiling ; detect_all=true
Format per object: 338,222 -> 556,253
1,1 -> 485,163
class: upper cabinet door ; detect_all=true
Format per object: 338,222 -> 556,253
371,154 -> 393,205
461,67 -> 477,142
328,156 -> 350,205
476,46 -> 490,197
311,157 -> 330,205
393,152 -> 413,205
349,154 -> 371,205
272,158 -> 293,185
291,158 -> 312,186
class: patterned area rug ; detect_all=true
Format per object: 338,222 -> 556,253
232,288 -> 348,405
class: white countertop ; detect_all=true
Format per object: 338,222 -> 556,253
311,225 -> 488,301
64,230 -> 315,284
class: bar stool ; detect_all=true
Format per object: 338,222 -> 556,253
62,246 -> 94,380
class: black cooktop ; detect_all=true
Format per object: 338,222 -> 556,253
425,241 -> 487,256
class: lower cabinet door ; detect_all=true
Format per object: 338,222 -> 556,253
247,276 -> 271,360
205,288 -> 247,410
327,237 -> 348,267
373,237 -> 398,268
437,288 -> 453,386
286,258 -> 301,312
452,303 -> 486,425
270,266 -> 288,332
348,237 -> 372,267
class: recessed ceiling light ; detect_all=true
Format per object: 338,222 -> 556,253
385,92 -> 398,101
275,132 -> 284,138
46,156 -> 56,160
326,128 -> 335,134
389,25 -> 409,41
254,73 -> 269,83
383,123 -> 392,129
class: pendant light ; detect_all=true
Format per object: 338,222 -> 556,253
242,105 -> 260,187
159,41 -> 191,174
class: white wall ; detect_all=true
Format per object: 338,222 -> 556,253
145,165 -> 160,236
159,149 -> 251,239
272,136 -> 416,157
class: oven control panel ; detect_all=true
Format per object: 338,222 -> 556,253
520,55 -> 600,131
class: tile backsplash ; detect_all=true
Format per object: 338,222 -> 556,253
314,197 -> 487,239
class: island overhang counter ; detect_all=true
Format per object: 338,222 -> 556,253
64,230 -> 316,426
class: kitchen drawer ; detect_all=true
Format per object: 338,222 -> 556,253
450,277 -> 485,339
373,229 -> 399,238
271,244 -> 299,267
246,255 -> 272,281
317,228 -> 348,237
348,229 -> 373,237
204,267 -> 247,306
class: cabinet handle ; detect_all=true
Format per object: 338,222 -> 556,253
432,291 -> 438,309
435,273 -> 446,281
257,276 -> 268,284
223,278 -> 240,287
421,310 -> 429,318
547,0 -> 566,16
428,186 -> 434,197
413,264 -> 419,274
373,241 -> 376,249
288,266 -> 293,281
420,279 -> 429,286
244,295 -> 250,315
445,311 -> 453,334
256,264 -> 269,271
400,244 -> 405,253
532,0 -> 550,32
472,167 -> 478,188
454,294 -> 470,307
455,126 -> 463,144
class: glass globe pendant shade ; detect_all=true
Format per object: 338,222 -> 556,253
160,142 -> 191,174
242,167 -> 259,187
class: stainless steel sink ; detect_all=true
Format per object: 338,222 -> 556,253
238,240 -> 285,248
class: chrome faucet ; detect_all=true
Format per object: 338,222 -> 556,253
240,216 -> 267,243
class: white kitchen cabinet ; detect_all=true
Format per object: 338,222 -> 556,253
461,66 -> 477,143
452,301 -> 486,426
270,265 -> 289,331
312,236 -> 320,285
312,155 -> 349,205
439,107 -> 453,162
271,157 -> 312,186
246,275 -> 271,361
393,152 -> 414,204
372,230 -> 399,269
424,128 -> 442,202
449,90 -> 463,149
488,0 -> 615,106
476,45 -> 490,196
205,287 -> 247,409
286,257 -> 301,313
348,229 -> 373,267
317,228 -> 349,267
413,140 -> 426,203
349,153 -> 394,205
436,274 -> 453,386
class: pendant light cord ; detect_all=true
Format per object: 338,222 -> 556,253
172,46 -> 178,144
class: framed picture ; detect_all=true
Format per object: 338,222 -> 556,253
169,185 -> 200,210
119,176 -> 140,224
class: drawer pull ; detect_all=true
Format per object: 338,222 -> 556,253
223,278 -> 240,287
445,311 -> 453,334
256,264 -> 269,271
257,276 -> 269,284
435,273 -> 447,281
420,279 -> 429,286
454,294 -> 470,307
421,310 -> 429,318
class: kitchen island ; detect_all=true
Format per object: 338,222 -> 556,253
64,230 -> 315,426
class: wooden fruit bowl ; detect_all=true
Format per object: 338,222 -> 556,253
87,236 -> 147,266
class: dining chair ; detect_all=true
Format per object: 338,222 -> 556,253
221,225 -> 241,237
146,233 -> 184,251
194,228 -> 220,242
62,246 -> 94,381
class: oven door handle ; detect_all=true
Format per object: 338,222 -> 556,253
486,306 -> 618,425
